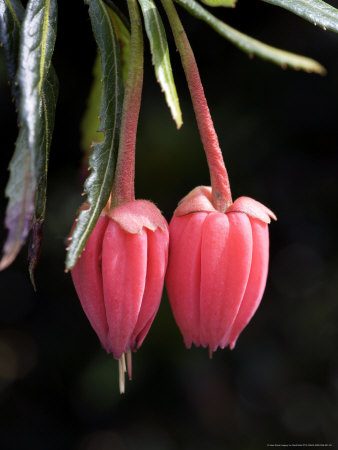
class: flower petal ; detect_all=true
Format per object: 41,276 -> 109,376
166,213 -> 208,347
200,212 -> 253,351
228,219 -> 269,349
71,216 -> 110,350
102,221 -> 147,359
131,226 -> 169,350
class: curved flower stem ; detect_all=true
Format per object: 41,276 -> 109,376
111,0 -> 144,207
161,0 -> 232,212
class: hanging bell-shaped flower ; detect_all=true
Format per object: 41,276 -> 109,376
71,200 -> 169,360
166,186 -> 276,352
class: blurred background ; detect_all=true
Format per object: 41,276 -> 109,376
0,0 -> 338,449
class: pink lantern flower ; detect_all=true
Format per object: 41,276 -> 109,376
161,1 -> 276,354
71,200 -> 169,360
70,0 -> 169,393
166,186 -> 276,352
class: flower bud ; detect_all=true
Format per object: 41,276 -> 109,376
71,200 -> 169,360
166,186 -> 276,352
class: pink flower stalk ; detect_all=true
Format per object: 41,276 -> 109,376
71,200 -> 169,360
161,0 -> 277,353
166,187 -> 276,352
71,0 -> 169,392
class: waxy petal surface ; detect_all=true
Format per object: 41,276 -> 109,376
167,187 -> 275,352
71,216 -> 110,350
199,212 -> 229,349
200,212 -> 253,351
131,226 -> 169,350
166,213 -> 208,347
71,199 -> 169,363
102,221 -> 148,359
228,219 -> 269,349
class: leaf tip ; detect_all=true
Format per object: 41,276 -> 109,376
29,267 -> 37,292
0,244 -> 21,272
64,253 -> 73,272
309,63 -> 327,76
175,116 -> 183,129
0,256 -> 12,272
319,66 -> 327,77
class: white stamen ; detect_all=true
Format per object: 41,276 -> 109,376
118,354 -> 126,394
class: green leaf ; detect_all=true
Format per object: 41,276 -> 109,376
28,65 -> 59,288
80,8 -> 130,159
66,0 -> 123,270
0,0 -> 58,273
102,0 -> 131,32
0,126 -> 34,271
0,0 -> 25,106
80,52 -> 103,158
18,0 -> 57,154
34,67 -> 58,222
175,0 -> 326,74
109,6 -> 131,85
199,0 -> 236,7
80,8 -> 130,169
138,0 -> 183,128
262,0 -> 338,33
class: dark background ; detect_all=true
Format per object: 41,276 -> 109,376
0,0 -> 337,449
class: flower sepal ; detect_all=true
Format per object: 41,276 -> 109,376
107,199 -> 168,233
174,185 -> 276,224
227,196 -> 277,224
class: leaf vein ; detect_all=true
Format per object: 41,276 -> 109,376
72,0 -> 119,259
4,0 -> 20,27
39,0 -> 51,93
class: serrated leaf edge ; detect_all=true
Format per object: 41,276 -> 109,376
139,0 -> 183,128
175,0 -> 326,74
262,0 -> 338,33
66,0 -> 121,270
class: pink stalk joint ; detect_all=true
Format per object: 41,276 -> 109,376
71,200 -> 169,391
